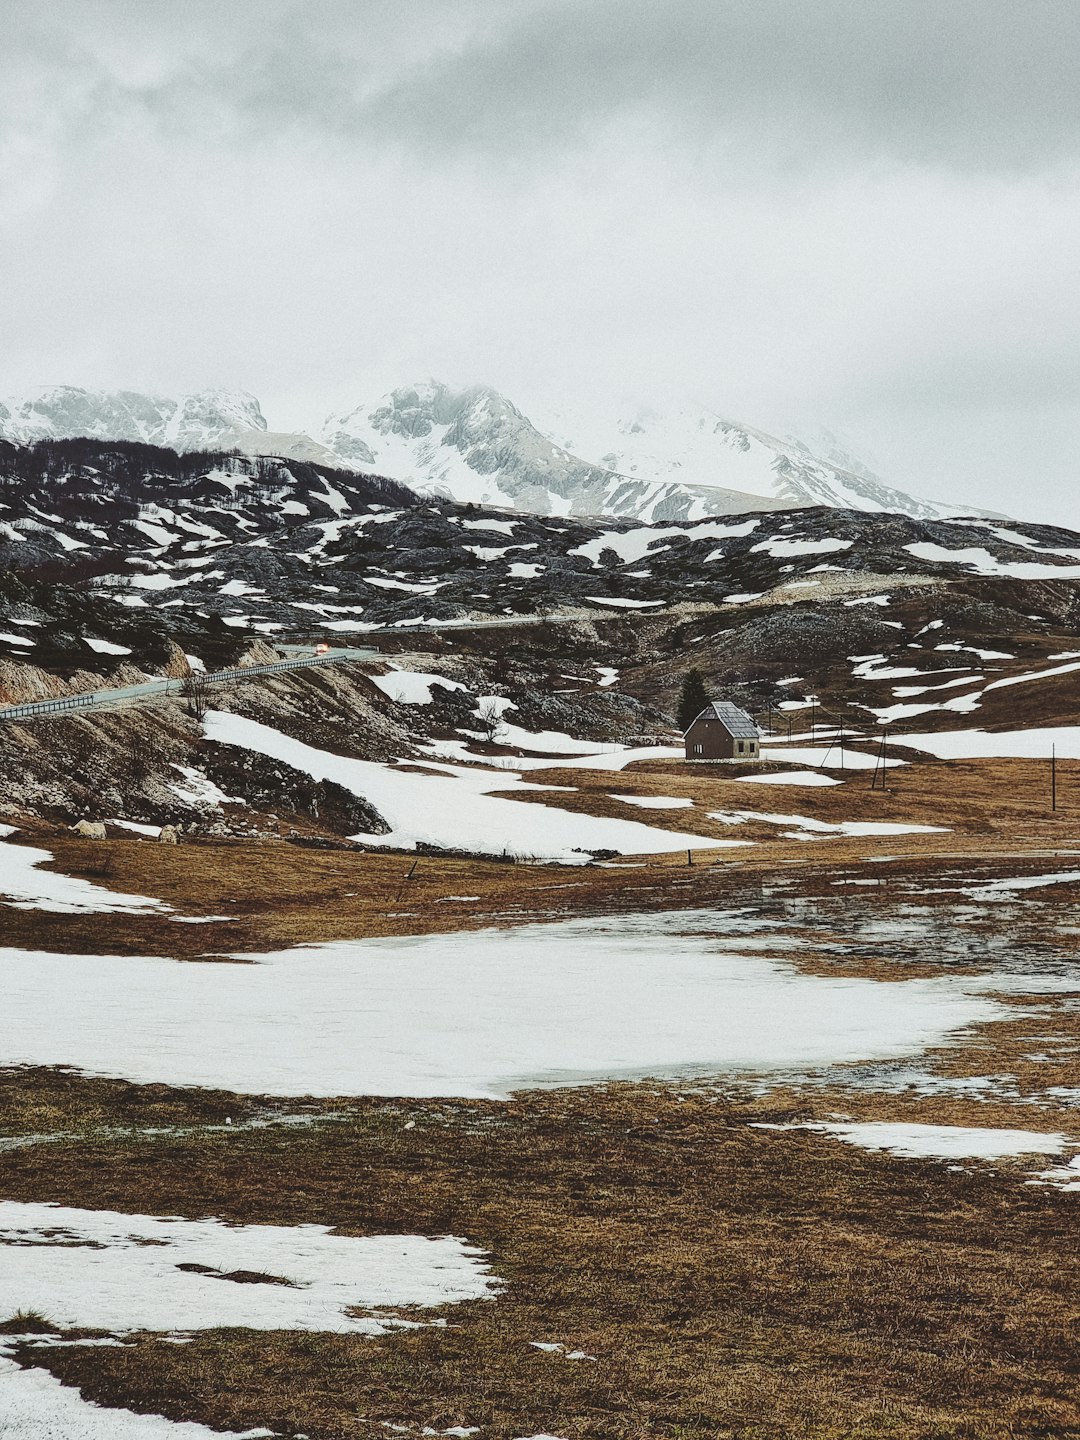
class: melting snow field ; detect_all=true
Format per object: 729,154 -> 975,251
895,726 -> 1080,760
736,771 -> 842,787
709,810 -> 946,839
0,914 -> 1012,1098
0,827 -> 165,915
203,712 -> 726,861
766,1122 -> 1075,1160
760,745 -> 904,771
0,1201 -> 498,1334
0,1357 -> 270,1440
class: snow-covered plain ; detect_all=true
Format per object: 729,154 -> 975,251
0,913 -> 1013,1098
204,712 -> 725,861
0,1201 -> 498,1334
0,826 -> 165,914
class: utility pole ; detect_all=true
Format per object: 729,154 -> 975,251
1052,745 -> 1057,812
809,694 -> 818,742
870,725 -> 889,791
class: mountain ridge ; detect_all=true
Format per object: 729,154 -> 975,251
0,380 -> 988,525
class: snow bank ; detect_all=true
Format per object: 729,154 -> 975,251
0,1356 -> 266,1440
0,912 -> 1012,1098
369,669 -> 467,705
0,828 -> 165,915
0,1201 -> 498,1334
736,771 -> 841,787
772,1121 -> 1073,1160
761,745 -> 904,771
894,726 -> 1080,760
614,795 -> 694,809
709,809 -> 946,838
204,713 -> 726,861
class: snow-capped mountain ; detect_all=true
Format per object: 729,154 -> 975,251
323,384 -> 983,523
0,385 -> 340,467
0,380 -> 979,524
539,403 -> 966,522
320,382 -> 779,520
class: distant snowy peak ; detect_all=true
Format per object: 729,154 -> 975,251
320,382 -> 789,522
545,403 -> 965,522
0,386 -> 267,452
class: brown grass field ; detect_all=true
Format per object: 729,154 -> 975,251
3,747 -> 1080,1437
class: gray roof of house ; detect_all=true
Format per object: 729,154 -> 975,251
689,700 -> 761,738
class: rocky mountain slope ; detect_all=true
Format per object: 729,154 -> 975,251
0,436 -> 1077,686
3,435 -> 1080,840
0,381 -> 970,524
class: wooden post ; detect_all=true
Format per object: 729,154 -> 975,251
687,849 -> 693,867
881,728 -> 887,792
1052,745 -> 1057,812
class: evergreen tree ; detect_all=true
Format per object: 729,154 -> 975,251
677,668 -> 710,732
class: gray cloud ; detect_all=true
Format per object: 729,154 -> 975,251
2,1 -> 1080,522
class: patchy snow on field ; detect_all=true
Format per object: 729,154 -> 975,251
0,1356 -> 269,1440
0,912 -> 1012,1098
894,726 -> 1080,760
984,660 -> 1080,691
736,771 -> 842,787
369,669 -> 467,705
1032,1155 -> 1080,1191
0,827 -> 165,914
614,795 -> 694,809
708,810 -> 946,838
204,713 -> 729,861
761,1122 -> 1074,1160
761,745 -> 904,771
0,1201 -> 498,1334
864,691 -> 984,725
961,871 -> 1080,901
106,819 -> 163,838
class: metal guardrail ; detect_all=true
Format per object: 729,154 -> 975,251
0,692 -> 96,721
0,650 -> 361,725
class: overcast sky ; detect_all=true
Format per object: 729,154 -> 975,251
3,0 -> 1079,521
